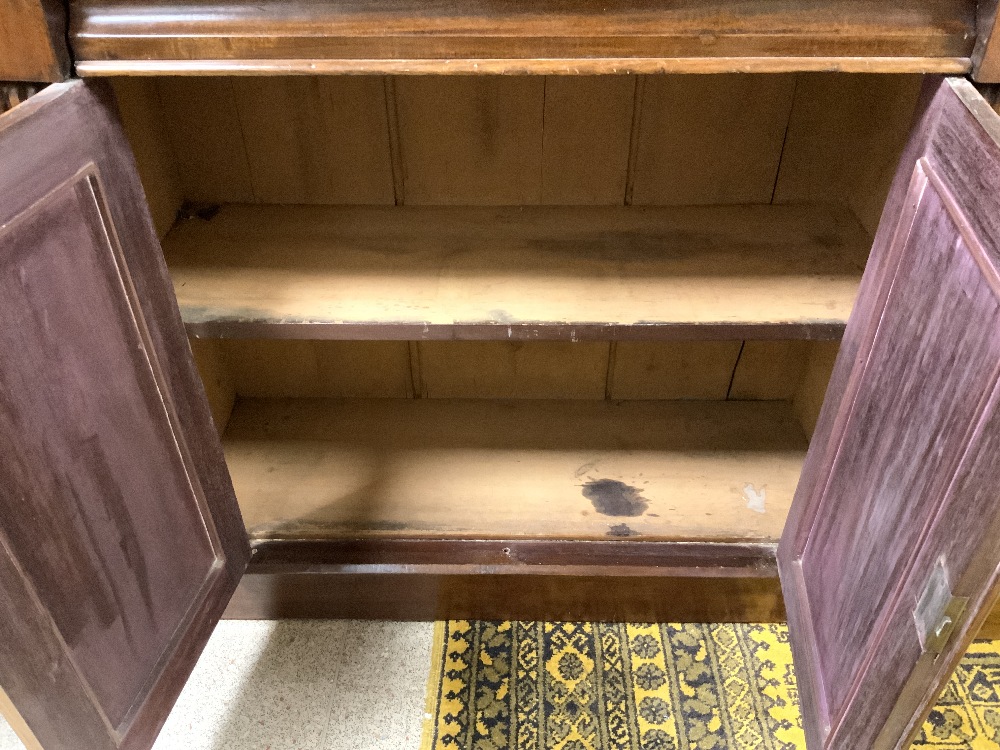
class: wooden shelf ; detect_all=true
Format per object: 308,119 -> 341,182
225,397 -> 808,544
166,204 -> 870,340
71,0 -> 975,75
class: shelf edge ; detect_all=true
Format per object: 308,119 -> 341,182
76,56 -> 973,77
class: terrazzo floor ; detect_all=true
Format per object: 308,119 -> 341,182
0,620 -> 434,750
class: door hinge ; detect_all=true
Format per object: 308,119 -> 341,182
914,557 -> 969,656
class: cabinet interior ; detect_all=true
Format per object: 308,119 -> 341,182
111,73 -> 923,560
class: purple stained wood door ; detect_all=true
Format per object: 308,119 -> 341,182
779,77 -> 1000,750
0,81 -> 248,750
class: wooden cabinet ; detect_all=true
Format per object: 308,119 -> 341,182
58,0 -> 998,78
0,79 -> 248,750
7,10 -> 1000,747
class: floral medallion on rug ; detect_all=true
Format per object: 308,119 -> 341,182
421,621 -> 1000,749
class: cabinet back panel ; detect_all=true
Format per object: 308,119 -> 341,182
231,77 -> 396,205
155,77 -> 255,203
609,341 -> 743,400
793,340 -> 840,439
394,76 -> 546,204
630,74 -> 796,205
116,74 -> 921,214
416,341 -> 610,399
109,78 -> 182,239
772,73 -> 924,233
222,340 -> 414,399
189,339 -> 236,436
541,77 -> 636,204
201,338 -> 834,406
729,341 -> 811,401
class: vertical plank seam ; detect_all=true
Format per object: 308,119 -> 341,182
149,79 -> 186,223
305,340 -> 323,398
726,341 -> 747,400
200,339 -> 236,435
384,76 -> 406,206
227,78 -> 258,203
408,341 -> 424,398
604,341 -> 618,400
624,76 -> 645,206
769,74 -> 800,205
539,76 -> 548,204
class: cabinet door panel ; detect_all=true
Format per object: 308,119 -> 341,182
780,77 -> 1000,750
0,81 -> 248,750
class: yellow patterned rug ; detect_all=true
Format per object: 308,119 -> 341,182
421,621 -> 1000,749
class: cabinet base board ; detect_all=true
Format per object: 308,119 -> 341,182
223,569 -> 786,622
246,538 -> 781,574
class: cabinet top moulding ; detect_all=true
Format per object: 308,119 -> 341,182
69,0 -> 979,76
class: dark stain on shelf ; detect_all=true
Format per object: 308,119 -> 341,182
582,478 -> 649,517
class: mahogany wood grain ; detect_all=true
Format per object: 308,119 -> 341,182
69,0 -> 976,74
779,77 -> 1000,750
0,80 -> 248,750
0,0 -> 69,81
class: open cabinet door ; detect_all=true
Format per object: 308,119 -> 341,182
779,76 -> 1000,750
0,81 -> 248,750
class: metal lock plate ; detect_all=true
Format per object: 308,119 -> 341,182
913,557 -> 969,655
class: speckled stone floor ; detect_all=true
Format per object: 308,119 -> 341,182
0,620 -> 434,750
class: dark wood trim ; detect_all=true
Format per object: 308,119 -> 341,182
249,538 -> 779,577
778,557 -> 829,748
187,320 -> 846,342
0,0 -> 70,82
228,538 -> 782,622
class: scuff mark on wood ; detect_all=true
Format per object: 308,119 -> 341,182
743,483 -> 766,513
607,523 -> 640,537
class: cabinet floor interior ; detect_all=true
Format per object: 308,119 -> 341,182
222,397 -> 808,544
